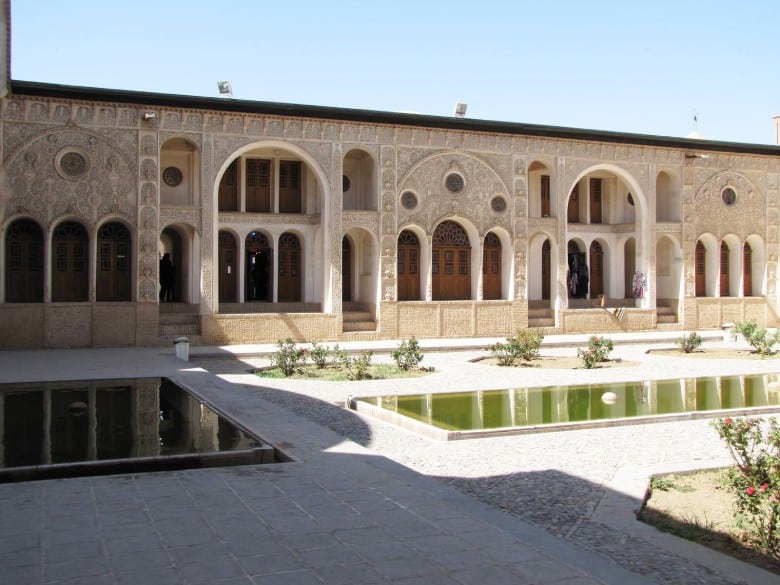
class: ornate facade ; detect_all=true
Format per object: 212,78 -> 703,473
2,78 -> 780,348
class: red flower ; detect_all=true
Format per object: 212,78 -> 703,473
760,483 -> 770,493
746,486 -> 757,496
724,417 -> 733,425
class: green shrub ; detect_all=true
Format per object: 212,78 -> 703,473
391,338 -> 424,371
488,328 -> 545,366
308,342 -> 330,368
736,321 -> 780,356
577,335 -> 614,369
339,350 -> 373,380
271,338 -> 306,376
511,328 -> 545,361
488,341 -> 517,366
713,417 -> 780,555
678,332 -> 702,353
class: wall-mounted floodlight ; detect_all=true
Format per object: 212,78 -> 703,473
454,103 -> 467,118
143,112 -> 157,120
217,81 -> 233,98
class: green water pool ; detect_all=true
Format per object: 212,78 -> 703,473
352,373 -> 780,436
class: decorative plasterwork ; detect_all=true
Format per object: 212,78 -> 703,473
342,211 -> 379,232
160,206 -> 202,228
397,150 -> 511,234
217,213 -> 321,225
693,170 -> 765,238
3,126 -> 136,226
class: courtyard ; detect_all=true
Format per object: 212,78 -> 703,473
1,331 -> 778,584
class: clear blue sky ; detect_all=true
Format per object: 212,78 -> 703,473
10,1 -> 780,144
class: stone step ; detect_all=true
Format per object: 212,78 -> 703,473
343,320 -> 378,332
342,311 -> 374,322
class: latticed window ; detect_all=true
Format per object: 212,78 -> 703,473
5,218 -> 43,302
279,161 -> 302,213
52,221 -> 89,302
541,175 -> 551,217
720,241 -> 730,297
483,232 -> 501,300
743,242 -> 753,297
97,222 -> 131,301
397,230 -> 420,300
218,159 -> 239,211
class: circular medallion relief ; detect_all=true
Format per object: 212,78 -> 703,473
400,190 -> 418,210
721,187 -> 737,206
162,166 -> 183,187
490,196 -> 507,213
55,149 -> 89,180
444,172 -> 465,194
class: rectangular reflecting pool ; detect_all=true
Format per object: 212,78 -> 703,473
351,373 -> 780,440
0,377 -> 287,482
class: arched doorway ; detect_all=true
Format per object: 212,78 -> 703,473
397,230 -> 420,301
432,221 -> 470,301
567,241 -> 587,299
5,218 -> 43,303
541,239 -> 551,300
695,241 -> 706,297
52,221 -> 89,302
218,231 -> 237,303
342,236 -> 352,302
743,242 -> 752,297
589,242 -> 604,298
96,222 -> 131,302
720,241 -> 730,297
278,232 -> 301,302
245,232 -> 271,302
482,232 -> 501,300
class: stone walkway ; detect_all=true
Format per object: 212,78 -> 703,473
0,333 -> 778,584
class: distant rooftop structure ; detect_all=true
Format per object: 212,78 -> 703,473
775,115 -> 780,145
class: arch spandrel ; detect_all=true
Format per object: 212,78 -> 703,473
693,171 -> 765,239
398,151 -> 511,234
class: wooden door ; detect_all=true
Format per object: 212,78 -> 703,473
695,241 -> 706,297
589,242 -> 603,298
218,231 -> 237,303
279,161 -> 302,213
432,221 -> 470,301
218,159 -> 238,212
720,242 -> 730,297
5,218 -> 43,303
589,178 -> 602,224
540,175 -> 551,217
96,222 -> 131,301
541,240 -> 551,300
482,233 -> 501,300
397,230 -> 420,301
246,159 -> 271,212
277,233 -> 301,301
342,237 -> 352,302
743,242 -> 752,297
567,185 -> 580,223
52,221 -> 88,302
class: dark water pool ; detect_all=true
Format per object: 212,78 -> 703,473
0,377 -> 286,482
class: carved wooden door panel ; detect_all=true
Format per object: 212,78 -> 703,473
218,159 -> 238,212
743,242 -> 752,297
5,218 -> 43,302
279,161 -> 302,213
720,242 -> 730,297
96,222 -> 131,302
541,239 -> 551,300
589,242 -> 603,298
342,237 -> 352,302
567,185 -> 580,223
246,159 -> 271,212
482,233 -> 501,300
52,221 -> 88,302
218,231 -> 237,303
432,221 -> 470,301
397,230 -> 420,301
277,233 -> 301,302
695,241 -> 706,297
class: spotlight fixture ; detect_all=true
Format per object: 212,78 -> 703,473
143,112 -> 157,120
217,81 -> 233,98
453,103 -> 467,118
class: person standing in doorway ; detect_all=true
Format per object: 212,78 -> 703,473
159,253 -> 175,302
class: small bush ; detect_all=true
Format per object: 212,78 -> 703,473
272,338 -> 306,376
736,321 -> 780,356
488,328 -> 545,366
308,342 -> 331,369
511,328 -> 545,361
678,332 -> 703,353
391,338 -> 424,371
577,335 -> 614,369
713,416 -> 780,555
340,350 -> 373,380
488,342 -> 517,366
